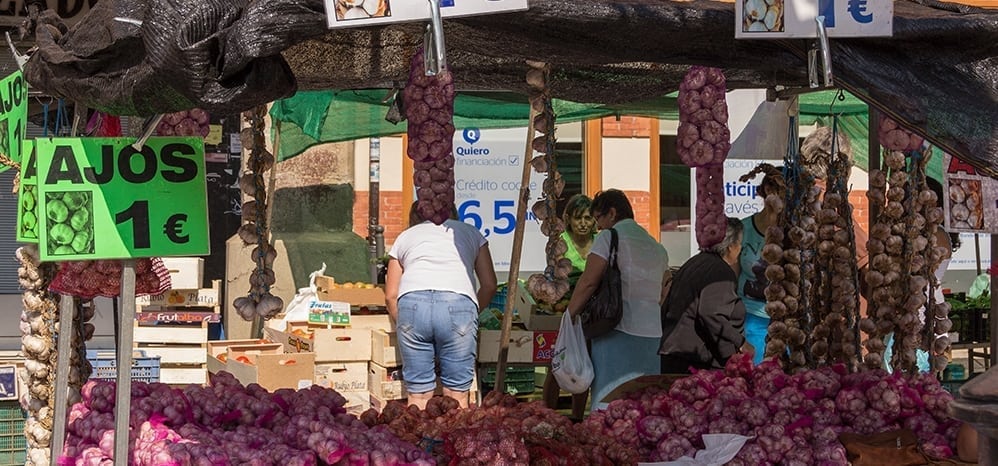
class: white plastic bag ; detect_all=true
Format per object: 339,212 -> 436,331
282,263 -> 327,322
551,312 -> 594,394
639,434 -> 752,466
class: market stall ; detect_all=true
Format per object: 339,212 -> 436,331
5,0 -> 998,465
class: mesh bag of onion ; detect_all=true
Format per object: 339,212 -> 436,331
49,258 -> 172,299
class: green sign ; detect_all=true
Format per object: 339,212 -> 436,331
0,70 -> 27,172
16,140 -> 37,242
36,137 -> 209,261
308,299 -> 351,325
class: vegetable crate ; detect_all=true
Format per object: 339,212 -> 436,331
133,320 -> 209,385
0,401 -> 26,466
480,366 -> 536,396
86,350 -> 161,383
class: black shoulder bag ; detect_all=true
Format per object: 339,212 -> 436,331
581,228 -> 623,339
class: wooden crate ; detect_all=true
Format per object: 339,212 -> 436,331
133,320 -> 208,386
136,280 -> 221,324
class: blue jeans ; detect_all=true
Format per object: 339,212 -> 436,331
397,290 -> 478,393
745,313 -> 769,365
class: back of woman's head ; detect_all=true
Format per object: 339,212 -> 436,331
703,217 -> 744,255
591,189 -> 635,220
562,194 -> 593,224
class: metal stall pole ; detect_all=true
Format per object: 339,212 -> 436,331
369,138 -> 384,284
50,294 -> 76,461
991,235 -> 997,367
495,105 -> 539,391
114,262 -> 137,465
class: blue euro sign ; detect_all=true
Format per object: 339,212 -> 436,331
848,0 -> 874,23
818,0 -> 836,27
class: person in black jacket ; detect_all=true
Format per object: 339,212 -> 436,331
659,217 -> 752,373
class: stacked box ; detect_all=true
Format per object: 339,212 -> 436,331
223,345 -> 316,391
87,350 -> 161,383
133,320 -> 208,385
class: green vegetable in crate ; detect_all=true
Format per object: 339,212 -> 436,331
63,191 -> 89,210
21,210 -> 36,233
46,198 -> 69,223
50,223 -> 75,245
21,185 -> 35,211
69,206 -> 89,231
71,230 -> 92,254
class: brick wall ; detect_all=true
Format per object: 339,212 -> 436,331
601,116 -> 654,138
623,190 -> 653,233
353,190 -> 406,247
849,190 -> 870,234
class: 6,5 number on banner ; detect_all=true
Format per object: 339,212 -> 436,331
34,137 -> 210,261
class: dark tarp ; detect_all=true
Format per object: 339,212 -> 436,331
20,0 -> 998,176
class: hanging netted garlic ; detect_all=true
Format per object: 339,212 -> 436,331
17,244 -> 59,466
524,61 -> 571,305
234,105 -> 283,320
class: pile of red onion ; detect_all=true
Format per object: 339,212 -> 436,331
59,372 -> 433,465
155,109 -> 211,138
48,258 -> 171,300
361,391 -> 636,465
877,116 -> 924,153
584,353 -> 959,464
403,49 -> 457,225
678,66 -> 731,249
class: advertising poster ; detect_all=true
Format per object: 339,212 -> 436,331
35,137 -> 210,261
942,153 -> 998,234
452,127 -> 547,272
16,139 -> 37,242
689,158 -> 782,257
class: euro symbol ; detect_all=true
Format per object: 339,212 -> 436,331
163,213 -> 190,244
848,0 -> 873,23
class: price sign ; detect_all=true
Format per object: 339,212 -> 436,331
36,137 -> 209,261
0,70 -> 27,171
16,140 -> 38,242
452,127 -> 547,272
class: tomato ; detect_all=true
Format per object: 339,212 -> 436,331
235,355 -> 253,365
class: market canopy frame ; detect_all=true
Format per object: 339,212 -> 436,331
20,0 -> 998,176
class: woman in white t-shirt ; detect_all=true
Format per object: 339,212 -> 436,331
385,204 -> 498,409
567,189 -> 670,411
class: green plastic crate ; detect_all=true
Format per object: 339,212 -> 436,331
0,401 -> 25,466
481,366 -> 536,385
482,380 -> 536,396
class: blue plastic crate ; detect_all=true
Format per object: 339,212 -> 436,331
86,350 -> 161,383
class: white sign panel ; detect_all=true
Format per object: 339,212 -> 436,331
325,0 -> 528,29
689,159 -> 782,257
735,0 -> 892,38
949,233 -> 991,271
942,153 -> 998,234
453,127 -> 547,273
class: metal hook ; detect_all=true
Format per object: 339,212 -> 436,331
815,17 -> 834,87
829,88 -> 845,115
423,0 -> 447,76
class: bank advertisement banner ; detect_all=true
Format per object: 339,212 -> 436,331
452,127 -> 547,273
688,158 -> 782,257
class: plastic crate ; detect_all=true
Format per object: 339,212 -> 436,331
481,366 -> 536,385
488,283 -> 510,311
0,401 -> 25,466
482,380 -> 536,396
86,350 -> 161,383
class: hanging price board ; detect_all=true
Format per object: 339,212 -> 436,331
0,70 -> 27,171
16,140 -> 38,242
36,137 -> 210,261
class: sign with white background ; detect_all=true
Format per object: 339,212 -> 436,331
735,0 -> 892,38
453,127 -> 547,273
325,0 -> 528,29
689,158 -> 782,258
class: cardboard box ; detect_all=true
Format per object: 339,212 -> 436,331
342,390 -> 372,416
369,362 -> 405,400
161,257 -> 205,289
315,275 -> 386,307
478,330 -> 558,363
349,314 -> 394,332
225,346 -> 315,392
314,362 -> 368,392
283,322 -> 372,362
477,330 -> 534,363
489,281 -> 559,331
371,330 -> 402,366
207,339 -> 274,374
369,392 -> 402,413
